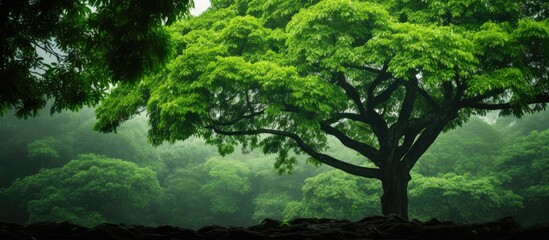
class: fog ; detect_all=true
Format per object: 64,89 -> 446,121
0,107 -> 547,228
190,0 -> 211,16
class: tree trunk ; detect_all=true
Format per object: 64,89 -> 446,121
380,165 -> 411,219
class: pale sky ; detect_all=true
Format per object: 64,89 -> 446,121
190,0 -> 211,16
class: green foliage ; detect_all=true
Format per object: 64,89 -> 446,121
496,129 -> 549,225
252,192 -> 293,222
0,106 -> 175,188
496,110 -> 549,137
368,22 -> 477,83
1,154 -> 161,227
415,117 -> 504,176
27,196 -> 106,227
94,0 -> 549,219
409,111 -> 549,225
247,0 -> 320,28
497,130 -> 549,190
389,0 -> 525,25
0,0 -> 193,118
409,173 -> 523,223
286,0 -> 390,72
73,116 -> 165,171
200,158 -> 252,214
160,167 -> 209,228
1,107 -> 549,226
27,137 -> 61,168
284,170 -> 381,220
96,0 -> 549,175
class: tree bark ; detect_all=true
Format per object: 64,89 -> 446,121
380,165 -> 411,219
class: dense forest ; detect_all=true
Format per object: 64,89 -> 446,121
1,1 -> 548,238
1,107 -> 547,229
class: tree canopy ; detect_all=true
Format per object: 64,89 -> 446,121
95,0 -> 549,218
0,0 -> 193,118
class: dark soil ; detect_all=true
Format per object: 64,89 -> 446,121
1,215 -> 548,240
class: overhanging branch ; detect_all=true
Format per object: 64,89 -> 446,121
324,112 -> 368,124
319,122 -> 381,167
459,93 -> 549,110
208,127 -> 382,179
372,78 -> 404,107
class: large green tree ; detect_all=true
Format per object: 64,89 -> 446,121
95,0 -> 549,219
0,0 -> 193,118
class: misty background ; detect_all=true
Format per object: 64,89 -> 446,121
2,0 -> 548,231
0,105 -> 547,228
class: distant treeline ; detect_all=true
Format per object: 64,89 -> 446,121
0,108 -> 547,228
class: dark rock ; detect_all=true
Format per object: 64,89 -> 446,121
76,225 -> 141,240
470,217 -> 521,240
257,218 -> 282,229
289,218 -> 343,225
340,222 -> 360,232
385,221 -> 421,236
164,229 -> 203,240
201,227 -> 228,240
358,215 -> 387,224
421,224 -> 475,240
219,228 -> 266,240
1,216 -> 548,240
197,225 -> 225,234
271,232 -> 318,240
511,223 -> 549,240
423,218 -> 442,226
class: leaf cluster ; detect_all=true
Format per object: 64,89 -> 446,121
0,0 -> 193,118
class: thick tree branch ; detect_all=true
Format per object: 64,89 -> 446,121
382,77 -> 419,167
372,78 -> 404,107
396,132 -> 416,160
208,127 -> 382,179
417,87 -> 439,109
396,78 -> 418,125
400,112 -> 438,133
280,103 -> 380,166
366,63 -> 390,105
401,106 -> 458,171
325,112 -> 368,124
279,103 -> 382,168
319,122 -> 381,167
442,81 -> 455,101
461,89 -> 506,104
401,121 -> 447,171
364,63 -> 391,140
334,72 -> 368,119
394,106 -> 454,165
454,74 -> 466,100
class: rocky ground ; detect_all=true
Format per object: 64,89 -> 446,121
1,215 -> 548,240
